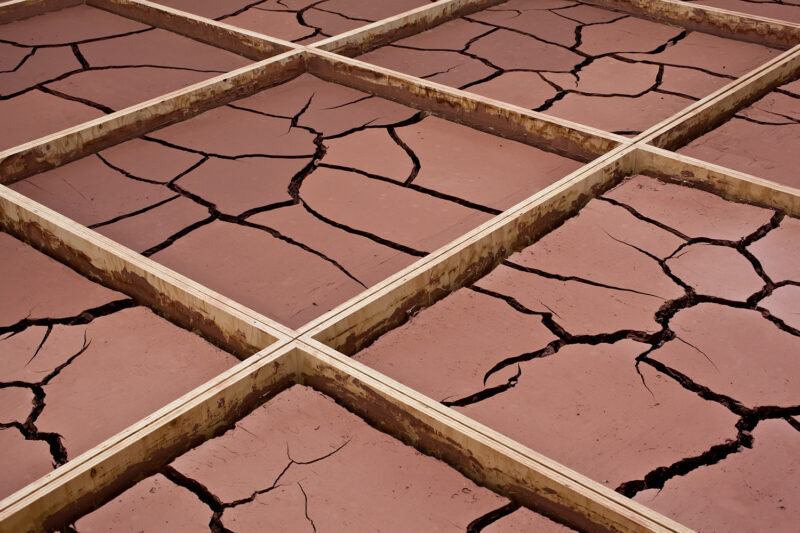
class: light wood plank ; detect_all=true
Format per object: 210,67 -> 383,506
586,0 -> 800,49
306,49 -> 627,162
0,342 -> 297,533
634,144 -> 800,216
0,0 -> 79,24
312,0 -> 505,57
298,338 -> 692,533
0,50 -> 305,184
87,0 -> 298,60
302,145 -> 635,352
0,185 -> 293,356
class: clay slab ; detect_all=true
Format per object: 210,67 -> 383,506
75,386 -> 576,531
352,175 -> 798,529
0,4 -> 249,151
151,0 -> 429,43
12,74 -> 582,329
0,232 -> 239,499
357,0 -> 779,135
679,77 -> 800,189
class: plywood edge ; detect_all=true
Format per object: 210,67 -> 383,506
311,0 -> 505,57
301,145 -> 636,354
643,45 -> 800,150
0,342 -> 297,533
586,0 -> 800,49
0,50 -> 306,184
0,185 -> 295,357
0,0 -> 79,24
634,145 -> 800,216
87,0 -> 299,60
306,49 -> 628,162
296,338 -> 693,533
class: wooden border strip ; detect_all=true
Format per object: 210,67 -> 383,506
311,0 -> 505,57
586,0 -> 800,49
639,44 -> 800,150
0,0 -> 78,24
0,184 -> 294,356
302,144 -> 635,352
0,49 -> 306,184
298,338 -> 691,533
87,0 -> 298,60
0,342 -> 297,533
306,49 -> 627,162
634,144 -> 800,215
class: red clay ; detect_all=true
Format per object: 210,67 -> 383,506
156,0 -> 428,42
748,214 -> 800,282
174,157 -> 308,215
484,507 -> 576,532
0,5 -> 248,150
475,264 -> 665,336
0,428 -> 54,499
150,219 -> 366,328
650,303 -> 800,408
75,474 -> 213,532
604,174 -> 773,240
0,233 -> 120,325
679,78 -> 800,188
760,285 -> 800,331
634,419 -> 800,532
666,243 -> 764,300
458,340 -> 738,488
0,232 -> 238,497
166,385 -> 519,529
13,74 -> 578,328
347,175 -> 798,528
79,386 -> 576,530
356,289 -> 558,401
509,199 -> 685,299
357,1 -> 778,134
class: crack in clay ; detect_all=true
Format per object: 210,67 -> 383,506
422,183 -> 800,498
162,440 -> 349,532
466,501 -> 521,532
0,333 -> 93,466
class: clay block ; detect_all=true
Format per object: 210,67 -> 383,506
634,419 -> 800,532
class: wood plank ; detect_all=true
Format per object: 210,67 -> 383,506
634,144 -> 800,216
641,44 -> 800,150
0,342 -> 297,533
87,0 -> 297,60
0,185 -> 293,356
298,338 -> 692,533
312,0 -> 505,57
0,50 -> 305,184
586,0 -> 800,49
302,145 -> 635,353
306,49 -> 627,162
0,0 -> 79,24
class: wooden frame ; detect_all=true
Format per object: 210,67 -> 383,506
2,0 -> 800,531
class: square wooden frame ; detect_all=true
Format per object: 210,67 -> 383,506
0,0 -> 799,531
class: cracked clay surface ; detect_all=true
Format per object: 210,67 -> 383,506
0,232 -> 238,500
0,4 -> 249,151
12,73 -> 581,329
354,174 -> 800,531
73,385 -> 576,532
679,76 -> 800,189
357,0 -> 780,135
151,0 -> 433,44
